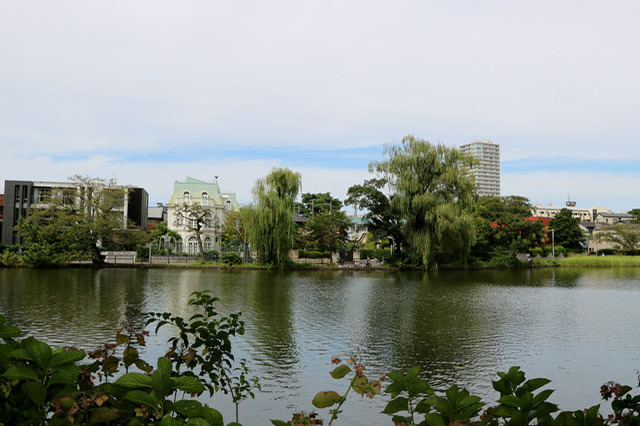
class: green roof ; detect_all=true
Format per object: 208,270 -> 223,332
168,177 -> 239,210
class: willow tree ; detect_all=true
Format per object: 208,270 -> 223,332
370,135 -> 477,269
246,168 -> 301,265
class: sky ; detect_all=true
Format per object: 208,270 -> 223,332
1,0 -> 639,212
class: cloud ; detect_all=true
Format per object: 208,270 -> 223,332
2,1 -> 640,207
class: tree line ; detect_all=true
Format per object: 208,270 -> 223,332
4,135 -> 628,269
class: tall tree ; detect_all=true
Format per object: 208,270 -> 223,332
344,178 -> 403,253
549,208 -> 584,249
173,202 -> 216,260
295,193 -> 342,217
246,168 -> 301,265
306,210 -> 350,252
370,136 -> 476,269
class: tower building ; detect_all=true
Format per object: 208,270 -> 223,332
460,140 -> 500,197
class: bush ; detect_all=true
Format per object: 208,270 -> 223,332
530,247 -> 543,257
490,252 -> 520,268
298,249 -> 331,259
204,250 -> 219,261
359,248 -> 392,260
21,243 -> 66,268
221,252 -> 242,266
0,250 -> 27,267
136,244 -> 149,261
554,245 -> 567,257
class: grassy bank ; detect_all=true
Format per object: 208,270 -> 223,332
536,255 -> 640,268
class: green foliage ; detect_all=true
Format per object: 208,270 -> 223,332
550,208 -> 585,250
530,247 -> 544,257
597,224 -> 640,252
628,208 -> 640,224
0,315 -> 224,425
204,250 -> 219,261
345,178 -> 404,253
0,249 -> 27,267
146,290 -> 260,424
554,245 -> 567,257
360,248 -> 392,260
136,244 -> 150,261
273,357 -> 381,426
486,366 -> 559,425
490,252 -> 522,268
306,210 -> 350,252
150,222 -> 181,254
245,168 -> 301,266
296,192 -> 343,217
15,176 -> 141,265
298,249 -> 331,259
371,136 -> 477,269
221,252 -> 242,265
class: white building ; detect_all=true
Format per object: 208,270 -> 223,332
166,177 -> 239,254
460,140 -> 500,197
531,204 -> 612,222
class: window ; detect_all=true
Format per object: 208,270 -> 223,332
175,237 -> 183,253
187,236 -> 199,255
183,191 -> 191,204
38,189 -> 52,203
203,237 -> 212,251
225,200 -> 232,211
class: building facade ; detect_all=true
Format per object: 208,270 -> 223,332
166,177 -> 239,254
531,204 -> 612,222
460,140 -> 500,196
1,180 -> 148,246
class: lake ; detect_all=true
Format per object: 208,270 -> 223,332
1,267 -> 639,425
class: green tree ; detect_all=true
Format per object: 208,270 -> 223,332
174,202 -> 216,261
474,196 -> 543,253
295,193 -> 342,217
345,178 -> 403,253
597,224 -> 640,251
628,208 -> 640,224
549,208 -> 584,250
17,176 -> 133,265
306,210 -> 350,252
245,168 -> 301,265
370,136 -> 476,269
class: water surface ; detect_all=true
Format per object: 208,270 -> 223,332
1,267 -> 639,424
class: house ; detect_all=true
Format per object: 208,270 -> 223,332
531,204 -> 607,222
1,179 -> 148,246
166,177 -> 239,254
594,212 -> 633,225
147,202 -> 167,230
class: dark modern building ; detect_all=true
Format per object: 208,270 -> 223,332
1,180 -> 148,246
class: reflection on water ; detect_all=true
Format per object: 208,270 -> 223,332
1,267 -> 640,425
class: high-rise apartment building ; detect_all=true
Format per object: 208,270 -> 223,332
459,140 -> 500,197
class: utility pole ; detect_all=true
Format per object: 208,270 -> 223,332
551,229 -> 555,259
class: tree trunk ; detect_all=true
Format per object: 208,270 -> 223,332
196,230 -> 206,261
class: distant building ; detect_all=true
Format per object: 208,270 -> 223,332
531,204 -> 612,222
166,177 -> 239,254
594,212 -> 633,225
147,202 -> 167,230
1,179 -> 148,246
460,140 -> 500,196
347,215 -> 369,245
